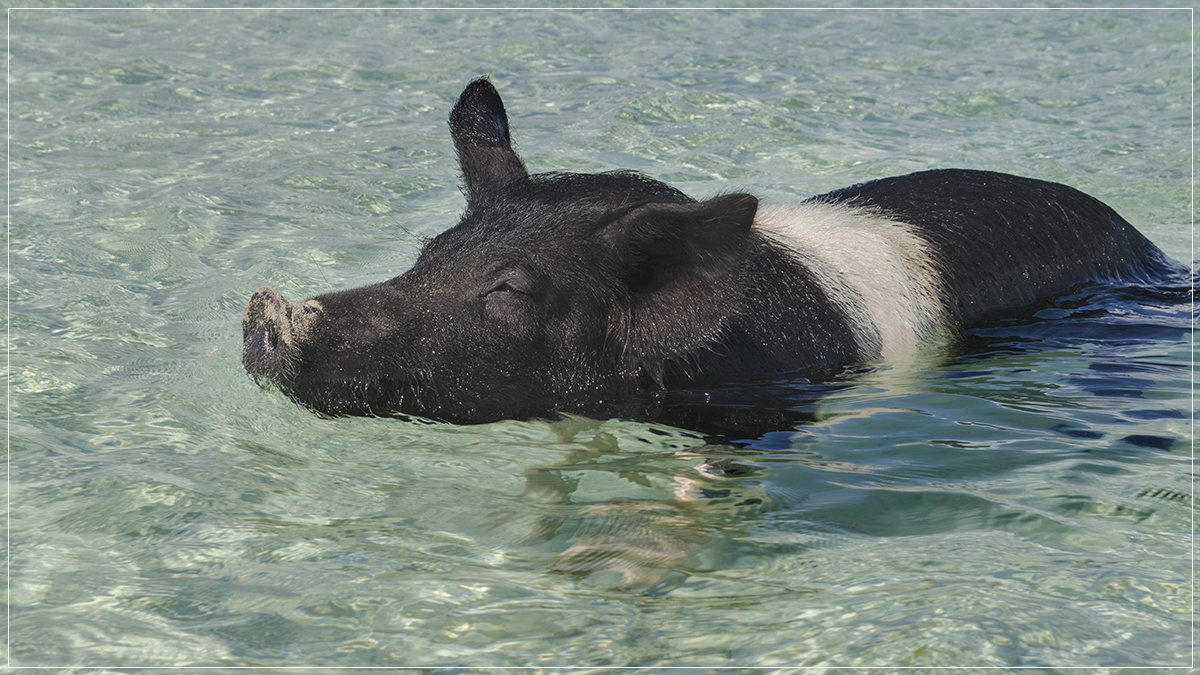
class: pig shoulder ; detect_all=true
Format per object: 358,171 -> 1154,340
754,200 -> 943,359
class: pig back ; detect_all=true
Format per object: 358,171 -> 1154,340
810,169 -> 1174,324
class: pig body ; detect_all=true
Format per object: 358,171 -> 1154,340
242,79 -> 1175,424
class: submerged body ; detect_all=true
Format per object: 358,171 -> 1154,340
242,79 -> 1175,424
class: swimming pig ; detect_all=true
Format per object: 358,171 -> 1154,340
242,78 -> 1174,424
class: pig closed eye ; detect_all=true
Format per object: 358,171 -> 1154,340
488,281 -> 527,296
484,267 -> 538,298
483,280 -> 540,337
483,279 -> 535,311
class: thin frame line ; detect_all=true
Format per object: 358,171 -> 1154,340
1185,6 -> 1195,672
6,6 -> 12,671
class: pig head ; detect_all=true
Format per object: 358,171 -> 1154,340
242,79 -> 760,423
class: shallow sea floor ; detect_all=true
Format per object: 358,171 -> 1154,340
9,6 -> 1193,668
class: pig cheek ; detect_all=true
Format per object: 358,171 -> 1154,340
479,291 -> 550,351
472,297 -> 555,381
539,300 -> 615,390
413,302 -> 539,381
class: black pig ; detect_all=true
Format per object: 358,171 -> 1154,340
243,78 -> 1175,424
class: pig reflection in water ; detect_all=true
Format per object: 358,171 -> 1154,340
517,417 -> 762,593
243,78 -> 1177,425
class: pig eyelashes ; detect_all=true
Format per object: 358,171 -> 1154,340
482,280 -> 536,321
487,281 -> 528,296
481,267 -> 539,298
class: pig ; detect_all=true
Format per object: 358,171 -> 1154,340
242,78 -> 1176,424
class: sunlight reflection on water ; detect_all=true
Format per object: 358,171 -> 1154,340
10,6 -> 1192,669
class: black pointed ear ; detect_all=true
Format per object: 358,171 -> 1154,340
449,78 -> 528,200
605,193 -> 759,366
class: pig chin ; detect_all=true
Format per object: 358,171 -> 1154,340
277,375 -> 416,419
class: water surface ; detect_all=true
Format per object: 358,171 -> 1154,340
9,6 -> 1193,669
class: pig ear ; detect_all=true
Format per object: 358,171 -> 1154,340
449,78 -> 528,200
606,193 -> 759,365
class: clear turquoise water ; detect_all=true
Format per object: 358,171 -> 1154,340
9,6 -> 1193,669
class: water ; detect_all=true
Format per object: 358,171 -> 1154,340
9,6 -> 1193,669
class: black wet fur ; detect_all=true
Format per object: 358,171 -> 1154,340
241,78 -> 1182,425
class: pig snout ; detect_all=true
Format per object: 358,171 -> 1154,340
241,286 -> 322,383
